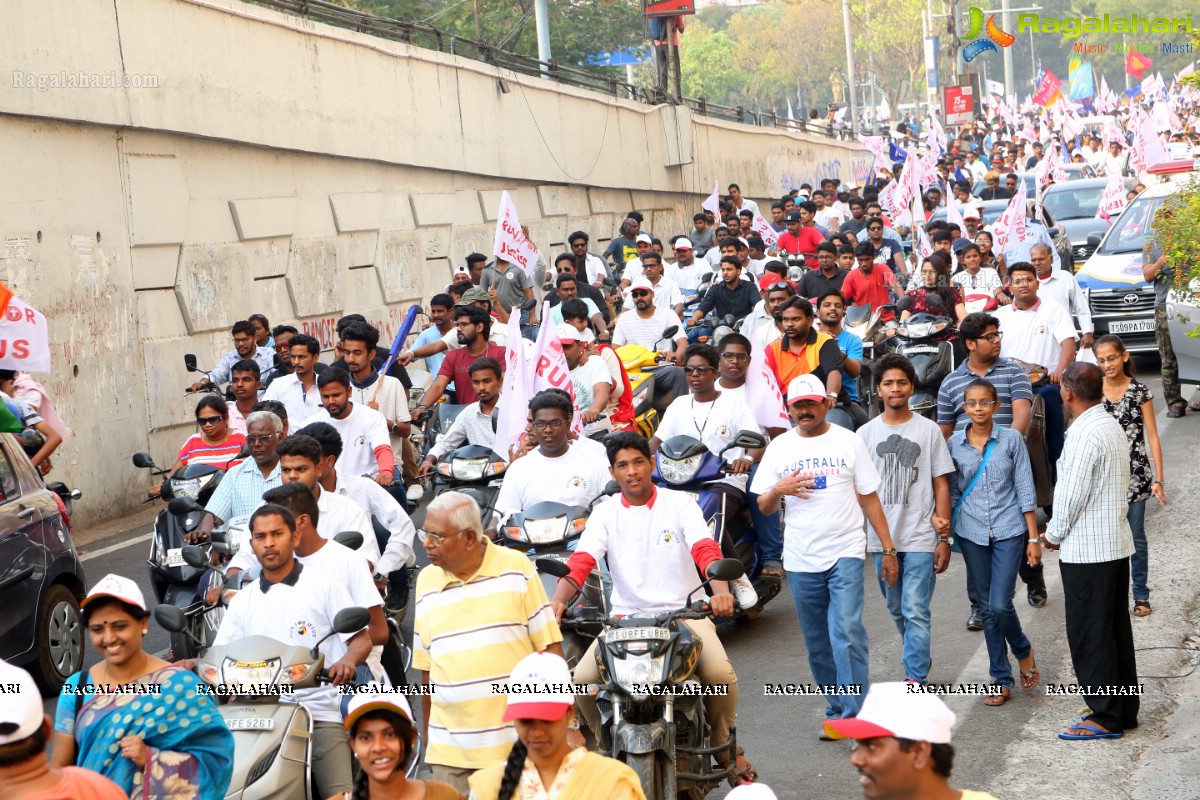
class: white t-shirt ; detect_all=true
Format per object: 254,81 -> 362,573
570,358 -> 616,435
655,392 -> 761,491
494,437 -> 612,522
815,208 -> 843,232
298,540 -> 385,680
612,306 -> 685,352
995,298 -> 1076,369
262,373 -> 324,429
227,488 -> 379,572
214,560 -> 363,723
305,402 -> 391,479
584,253 -> 610,285
951,268 -> 1003,294
577,486 -> 711,616
670,261 -> 707,292
624,277 -> 683,313
750,425 -> 881,572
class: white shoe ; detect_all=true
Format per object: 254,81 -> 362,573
730,574 -> 758,610
406,484 -> 424,502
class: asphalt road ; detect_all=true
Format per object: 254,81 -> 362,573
51,361 -> 1180,798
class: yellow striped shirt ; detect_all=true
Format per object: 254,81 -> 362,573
413,540 -> 562,769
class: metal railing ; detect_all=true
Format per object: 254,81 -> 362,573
248,0 -> 846,137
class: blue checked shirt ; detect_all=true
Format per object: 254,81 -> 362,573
1044,405 -> 1134,563
207,345 -> 277,386
204,457 -> 282,522
937,358 -> 1034,432
948,425 -> 1037,545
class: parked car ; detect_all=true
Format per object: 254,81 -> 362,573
971,164 -> 1096,197
1041,179 -> 1112,265
1167,278 -> 1200,392
927,200 -> 1073,269
0,433 -> 85,692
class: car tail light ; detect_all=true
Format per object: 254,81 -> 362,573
52,492 -> 70,532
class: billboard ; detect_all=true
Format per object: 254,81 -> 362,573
643,0 -> 695,18
943,84 -> 974,126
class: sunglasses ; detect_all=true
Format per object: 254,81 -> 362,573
630,290 -> 651,298
867,226 -> 882,231
683,365 -> 716,375
766,281 -> 793,293
196,415 -> 225,426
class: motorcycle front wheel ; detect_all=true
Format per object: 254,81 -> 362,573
625,751 -> 668,800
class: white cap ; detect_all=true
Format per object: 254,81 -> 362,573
0,659 -> 44,745
502,651 -> 575,721
82,573 -> 147,613
797,188 -> 812,198
727,785 -> 779,800
629,277 -> 654,293
674,237 -> 694,251
343,683 -> 414,732
823,682 -> 957,744
635,233 -> 653,244
556,322 -> 594,343
963,207 -> 981,220
737,237 -> 749,249
786,374 -> 826,404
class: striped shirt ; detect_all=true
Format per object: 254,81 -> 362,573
413,540 -> 562,769
937,358 -> 1034,431
203,456 -> 282,523
176,432 -> 246,469
948,425 -> 1037,545
1044,405 -> 1134,563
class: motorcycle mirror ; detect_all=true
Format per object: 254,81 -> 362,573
1047,227 -> 1060,238
159,480 -> 175,501
154,604 -> 187,633
237,443 -> 250,459
602,480 -> 621,497
332,531 -> 364,551
184,354 -> 199,372
722,314 -> 736,327
1086,233 -> 1102,249
661,325 -> 679,339
491,408 -> 500,434
333,607 -> 371,635
705,558 -> 745,582
720,430 -> 767,454
895,296 -> 915,313
168,497 -> 204,516
181,545 -> 210,570
132,452 -> 156,469
923,293 -> 945,308
700,272 -> 713,284
535,557 -> 571,579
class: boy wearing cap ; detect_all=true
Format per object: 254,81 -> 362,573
559,323 -> 617,436
752,375 -> 898,721
824,682 -> 998,800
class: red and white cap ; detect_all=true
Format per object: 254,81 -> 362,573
556,322 -> 595,344
674,237 -> 694,251
82,573 -> 147,612
343,683 -> 414,732
823,682 -> 956,743
629,277 -> 655,293
502,651 -> 575,722
786,374 -> 826,405
0,659 -> 43,745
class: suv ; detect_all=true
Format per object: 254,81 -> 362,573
0,433 -> 85,692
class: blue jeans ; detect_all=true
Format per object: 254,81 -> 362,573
748,463 -> 782,565
958,536 -> 1031,689
787,558 -> 869,718
1128,499 -> 1149,601
827,407 -> 855,431
872,551 -> 936,683
521,309 -> 539,342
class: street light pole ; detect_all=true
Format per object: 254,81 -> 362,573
1001,0 -> 1014,97
842,0 -> 859,136
534,0 -> 552,78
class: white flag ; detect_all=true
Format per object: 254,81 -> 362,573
750,210 -> 780,247
1096,172 -> 1128,222
992,179 -> 1028,254
746,340 -> 790,431
529,302 -> 582,434
493,191 -> 541,281
495,314 -> 532,462
944,188 -> 965,232
701,181 -> 721,221
0,297 -> 51,373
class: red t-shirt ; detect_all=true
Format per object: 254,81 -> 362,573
31,767 -> 128,799
438,343 -> 507,404
841,265 -> 897,310
776,228 -> 825,268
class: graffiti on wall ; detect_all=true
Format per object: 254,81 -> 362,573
768,152 -> 875,197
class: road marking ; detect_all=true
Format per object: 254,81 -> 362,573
80,532 -> 152,562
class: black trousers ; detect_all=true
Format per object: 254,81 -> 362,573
1061,558 -> 1140,732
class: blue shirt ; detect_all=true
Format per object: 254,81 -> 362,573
413,325 -> 448,380
948,426 -> 1037,544
835,330 -> 863,402
936,358 -> 1033,431
208,346 -> 277,386
204,456 -> 283,523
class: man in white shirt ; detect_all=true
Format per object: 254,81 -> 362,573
669,238 -> 706,292
619,234 -> 656,288
491,389 -> 612,533
567,230 -> 610,286
728,182 -> 759,217
308,369 -> 395,487
1030,243 -> 1093,349
558,324 -> 615,437
623,253 -> 683,318
751,374 -> 898,719
611,278 -> 687,363
419,357 -> 502,474
262,333 -> 324,427
213,503 -> 371,800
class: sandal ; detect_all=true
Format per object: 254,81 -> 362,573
1019,650 -> 1040,691
1059,721 -> 1122,740
1133,600 -> 1152,617
724,747 -> 758,787
983,686 -> 1011,706
761,563 -> 784,580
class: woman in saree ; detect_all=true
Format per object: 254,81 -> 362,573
50,574 -> 233,799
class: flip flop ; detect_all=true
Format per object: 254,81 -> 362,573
1019,651 -> 1040,691
983,686 -> 1011,706
1059,722 -> 1122,740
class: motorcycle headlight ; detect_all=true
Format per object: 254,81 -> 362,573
220,656 -> 282,691
447,458 -> 505,481
170,478 -> 201,500
903,320 -> 945,338
658,454 -> 702,485
521,515 -> 586,545
611,653 -> 666,696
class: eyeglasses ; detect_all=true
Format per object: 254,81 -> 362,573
963,399 -> 997,409
974,332 -> 1003,343
683,365 -> 716,375
246,434 -> 278,444
532,419 -> 567,431
867,226 -> 882,232
455,321 -> 481,329
630,290 -> 651,298
721,352 -> 749,363
417,528 -> 456,546
196,415 -> 225,426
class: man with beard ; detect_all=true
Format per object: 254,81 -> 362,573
419,357 -> 503,476
817,290 -> 865,429
688,257 -> 758,328
307,369 -> 395,487
192,319 -> 276,392
843,241 -> 899,312
669,237 -> 705,291
547,253 -> 612,325
263,333 -> 324,428
765,297 -> 853,430
612,278 -> 687,363
567,230 -> 610,286
799,242 -> 850,299
838,197 -> 870,237
415,305 -> 506,417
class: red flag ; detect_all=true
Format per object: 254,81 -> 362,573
1032,69 -> 1062,107
1126,51 -> 1153,80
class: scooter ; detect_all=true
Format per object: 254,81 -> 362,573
184,353 -> 232,400
617,325 -> 683,438
155,604 -> 384,797
682,273 -> 715,343
560,558 -> 748,800
652,430 -> 778,618
430,443 -> 507,518
879,296 -> 956,419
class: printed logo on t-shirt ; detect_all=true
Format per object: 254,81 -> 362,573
565,475 -> 586,489
812,475 -> 828,490
714,423 -> 732,438
353,435 -> 367,447
657,530 -> 678,545
290,618 -> 318,642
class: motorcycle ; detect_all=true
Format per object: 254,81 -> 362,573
617,325 -> 684,438
878,296 -> 956,419
430,443 -> 507,518
565,557 -> 748,800
652,431 -> 778,619
154,604 -> 386,797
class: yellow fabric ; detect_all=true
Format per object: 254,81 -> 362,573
468,750 -> 646,800
413,539 -> 563,769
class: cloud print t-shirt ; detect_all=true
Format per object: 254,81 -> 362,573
857,415 -> 955,553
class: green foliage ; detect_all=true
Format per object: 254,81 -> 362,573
1153,174 -> 1200,289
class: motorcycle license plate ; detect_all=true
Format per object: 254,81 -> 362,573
606,627 -> 670,642
225,717 -> 274,731
165,548 -> 187,568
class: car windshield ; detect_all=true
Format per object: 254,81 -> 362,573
1044,186 -> 1105,219
1099,196 -> 1162,254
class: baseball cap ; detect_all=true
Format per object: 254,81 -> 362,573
963,207 -> 981,220
82,573 -> 147,612
797,188 -> 812,198
758,274 -> 795,292
456,287 -> 492,306
0,659 -> 43,745
556,322 -> 595,343
629,277 -> 654,293
343,683 -> 414,732
786,374 -> 826,404
674,237 -> 694,251
823,682 -> 957,744
784,211 -> 802,223
451,268 -> 471,280
502,651 -> 575,722
635,233 -> 653,245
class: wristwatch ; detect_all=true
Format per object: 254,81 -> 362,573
938,536 -> 954,547
881,548 -> 897,557
826,393 -> 838,400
